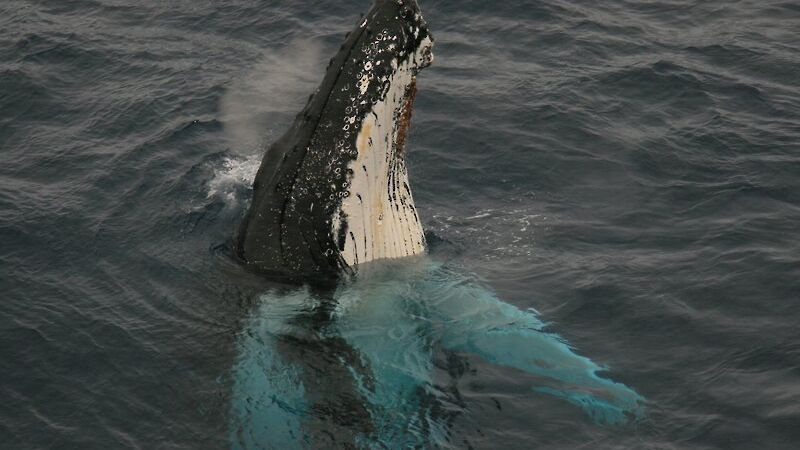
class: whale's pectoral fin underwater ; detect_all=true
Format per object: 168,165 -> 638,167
231,0 -> 644,448
236,0 -> 433,280
426,267 -> 645,425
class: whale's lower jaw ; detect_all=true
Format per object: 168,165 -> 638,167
333,43 -> 430,268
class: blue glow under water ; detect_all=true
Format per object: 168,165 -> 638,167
230,261 -> 643,448
2,0 -> 800,449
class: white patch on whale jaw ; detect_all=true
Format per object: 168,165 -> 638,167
332,36 -> 433,269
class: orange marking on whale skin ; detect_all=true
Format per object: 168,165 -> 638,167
357,120 -> 373,162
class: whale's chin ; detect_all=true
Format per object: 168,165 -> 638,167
333,39 -> 434,270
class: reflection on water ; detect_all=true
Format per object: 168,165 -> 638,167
230,260 -> 644,449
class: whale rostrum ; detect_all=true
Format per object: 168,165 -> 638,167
236,0 -> 434,279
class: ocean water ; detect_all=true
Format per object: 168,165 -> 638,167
2,0 -> 800,448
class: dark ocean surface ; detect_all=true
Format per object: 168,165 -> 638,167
2,0 -> 800,448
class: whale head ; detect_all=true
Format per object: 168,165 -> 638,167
237,0 -> 434,280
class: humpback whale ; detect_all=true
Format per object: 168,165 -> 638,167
230,1 -> 644,448
237,0 -> 433,279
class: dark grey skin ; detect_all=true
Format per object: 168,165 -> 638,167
236,0 -> 432,281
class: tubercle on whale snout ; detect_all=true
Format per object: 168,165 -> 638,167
236,0 -> 434,279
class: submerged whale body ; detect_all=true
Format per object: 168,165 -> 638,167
231,1 -> 644,448
231,262 -> 645,449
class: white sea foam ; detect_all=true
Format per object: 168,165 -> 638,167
431,207 -> 546,259
206,154 -> 262,203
